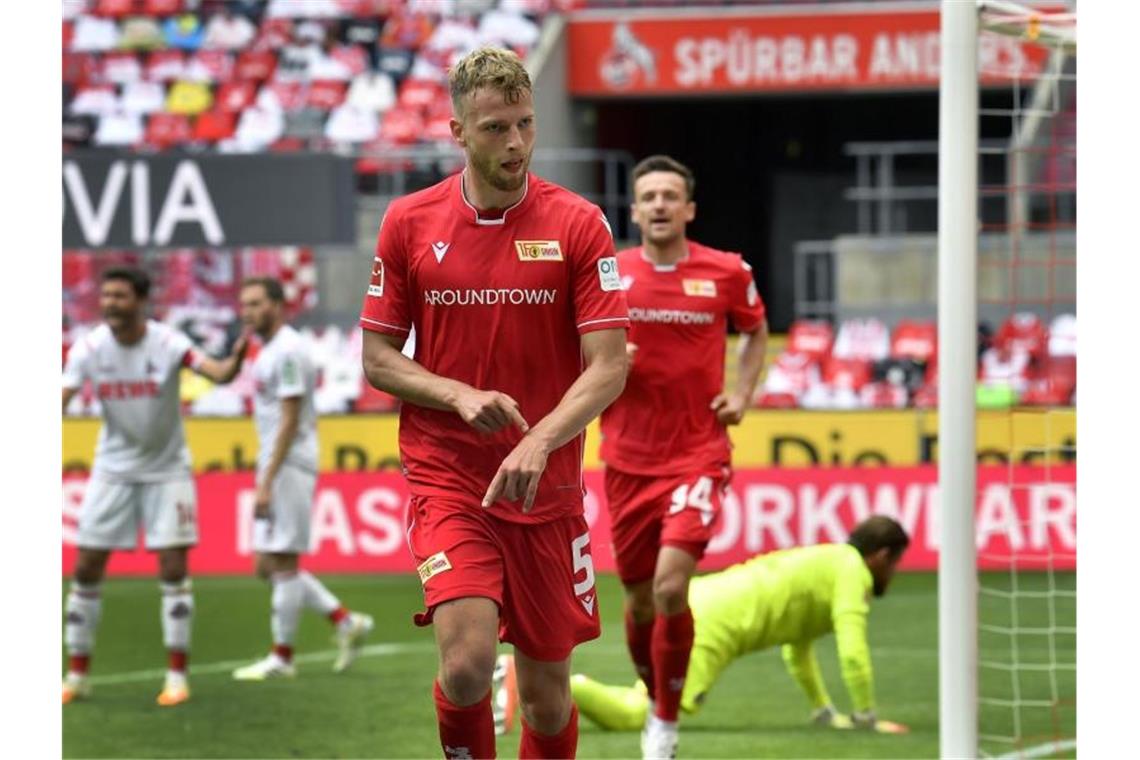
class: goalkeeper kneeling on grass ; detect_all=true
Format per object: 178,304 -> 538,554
493,516 -> 911,736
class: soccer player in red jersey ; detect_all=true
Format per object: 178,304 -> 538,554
598,156 -> 769,758
359,48 -> 630,759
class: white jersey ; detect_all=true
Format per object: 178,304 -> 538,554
252,325 -> 319,475
63,321 -> 197,483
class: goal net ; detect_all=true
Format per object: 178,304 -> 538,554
973,3 -> 1076,758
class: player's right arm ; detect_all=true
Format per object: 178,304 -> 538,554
359,208 -> 527,435
782,640 -> 833,711
362,331 -> 528,434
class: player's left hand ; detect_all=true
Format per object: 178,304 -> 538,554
482,433 -> 551,513
710,391 -> 749,426
254,481 -> 272,519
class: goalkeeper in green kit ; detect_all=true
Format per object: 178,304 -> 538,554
493,516 -> 911,736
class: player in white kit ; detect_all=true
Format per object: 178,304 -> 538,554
62,267 -> 250,706
230,278 -> 373,681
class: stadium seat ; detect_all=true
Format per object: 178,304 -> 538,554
193,109 -> 237,143
913,383 -> 938,409
166,79 -> 214,115
144,0 -> 183,15
755,391 -> 798,409
264,80 -> 307,112
786,320 -> 834,363
1048,313 -> 1076,356
95,0 -> 135,18
996,312 -> 1048,359
69,84 -> 119,117
235,49 -> 277,82
398,77 -> 446,112
185,49 -> 234,82
423,113 -> 453,143
63,52 -> 101,86
121,80 -> 166,114
102,51 -> 144,84
145,112 -> 193,149
306,80 -> 349,111
821,356 -> 873,391
253,17 -> 294,51
354,377 -> 399,412
94,111 -> 145,147
215,80 -> 257,112
832,317 -> 890,362
146,49 -> 188,81
379,13 -> 435,51
330,44 -> 369,77
859,381 -> 908,409
890,319 -> 937,363
379,107 -> 425,145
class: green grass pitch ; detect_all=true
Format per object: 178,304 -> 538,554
62,571 -> 1074,758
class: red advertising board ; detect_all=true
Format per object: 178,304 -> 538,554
63,466 -> 1075,576
567,6 -> 1057,96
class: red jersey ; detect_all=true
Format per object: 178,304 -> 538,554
359,172 -> 629,523
599,240 -> 766,476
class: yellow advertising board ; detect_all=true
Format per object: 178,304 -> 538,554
63,408 -> 1075,474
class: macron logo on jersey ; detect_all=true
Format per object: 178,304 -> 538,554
432,241 -> 450,263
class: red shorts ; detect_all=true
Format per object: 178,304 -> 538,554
604,465 -> 730,585
405,496 -> 601,662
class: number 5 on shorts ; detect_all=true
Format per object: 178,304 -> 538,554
571,532 -> 596,598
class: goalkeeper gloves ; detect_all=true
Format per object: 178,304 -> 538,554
810,705 -> 854,729
852,710 -> 910,734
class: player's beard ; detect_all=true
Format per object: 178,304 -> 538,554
472,149 -> 531,193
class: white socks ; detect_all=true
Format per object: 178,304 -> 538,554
160,579 -> 194,652
271,571 -> 305,646
297,571 -> 342,617
65,582 -> 102,664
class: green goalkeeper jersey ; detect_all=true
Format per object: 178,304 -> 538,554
689,543 -> 876,711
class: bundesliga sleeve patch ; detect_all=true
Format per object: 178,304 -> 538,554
597,256 -> 622,291
367,256 -> 384,297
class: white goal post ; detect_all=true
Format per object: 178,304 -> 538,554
938,3 -> 1076,758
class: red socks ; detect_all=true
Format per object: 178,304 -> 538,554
273,644 -> 293,663
434,679 -> 496,759
625,610 -> 656,696
328,606 -> 349,625
69,654 -> 90,675
652,609 -> 695,722
518,705 -> 578,759
168,650 -> 188,674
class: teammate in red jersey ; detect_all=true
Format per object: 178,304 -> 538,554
359,47 -> 629,759
599,155 -> 769,758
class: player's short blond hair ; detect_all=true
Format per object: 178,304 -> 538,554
449,46 -> 532,119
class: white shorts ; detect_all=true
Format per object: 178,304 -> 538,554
251,465 -> 317,555
78,477 -> 198,551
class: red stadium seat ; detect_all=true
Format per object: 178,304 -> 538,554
266,81 -> 306,112
787,320 -> 834,363
235,50 -> 277,82
269,136 -> 307,152
144,112 -> 193,149
913,383 -> 938,409
96,0 -> 136,17
859,381 -> 908,409
996,312 -> 1048,359
63,52 -> 101,86
306,80 -> 348,111
193,109 -> 237,143
756,391 -> 798,409
379,107 -> 424,145
144,0 -> 182,15
254,18 -> 294,51
424,114 -> 453,143
146,49 -> 187,81
354,378 -> 399,412
187,49 -> 234,83
822,357 -> 872,391
890,320 -> 937,363
215,80 -> 256,112
63,21 -> 75,51
331,45 -> 368,77
398,78 -> 445,112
